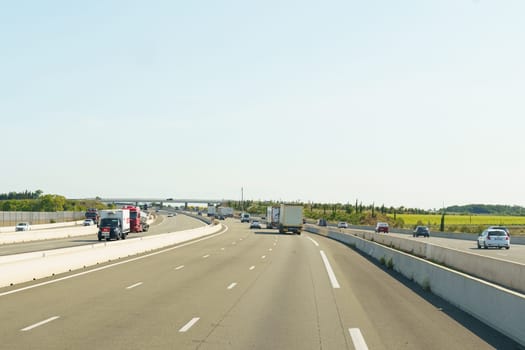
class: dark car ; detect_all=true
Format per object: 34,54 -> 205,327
217,215 -> 225,220
317,219 -> 327,226
375,222 -> 389,233
413,226 -> 430,237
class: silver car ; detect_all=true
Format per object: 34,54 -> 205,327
15,222 -> 31,231
477,229 -> 510,249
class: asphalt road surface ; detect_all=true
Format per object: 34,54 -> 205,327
0,219 -> 520,349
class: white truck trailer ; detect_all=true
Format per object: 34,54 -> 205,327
98,209 -> 131,241
217,206 -> 234,217
278,204 -> 303,234
266,206 -> 280,229
207,206 -> 216,217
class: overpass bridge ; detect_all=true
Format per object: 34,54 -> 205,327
95,198 -> 231,207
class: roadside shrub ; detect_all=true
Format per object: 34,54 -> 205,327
386,257 -> 394,270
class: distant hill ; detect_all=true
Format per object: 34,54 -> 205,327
446,204 -> 525,216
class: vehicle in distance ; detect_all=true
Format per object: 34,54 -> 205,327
337,221 -> 348,229
84,208 -> 99,226
249,220 -> 262,229
413,226 -> 430,237
477,229 -> 510,249
217,215 -> 225,220
83,219 -> 95,226
317,218 -> 327,226
167,213 -> 174,217
15,222 -> 31,231
240,213 -> 250,223
375,222 -> 389,233
278,204 -> 303,234
98,209 -> 130,241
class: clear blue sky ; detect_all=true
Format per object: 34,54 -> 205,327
2,1 -> 524,209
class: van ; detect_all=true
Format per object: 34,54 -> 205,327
241,213 -> 250,223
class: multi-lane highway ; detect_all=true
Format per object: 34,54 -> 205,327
0,213 -> 204,256
0,217 -> 519,349
346,228 -> 525,265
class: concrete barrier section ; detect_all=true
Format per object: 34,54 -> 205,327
306,226 -> 525,346
0,224 -> 223,289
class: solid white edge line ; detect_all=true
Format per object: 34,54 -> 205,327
307,237 -> 320,247
0,225 -> 229,297
126,282 -> 143,290
349,328 -> 369,350
227,282 -> 237,290
320,250 -> 340,289
179,317 -> 200,332
21,316 -> 60,332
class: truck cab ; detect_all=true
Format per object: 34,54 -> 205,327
98,218 -> 124,241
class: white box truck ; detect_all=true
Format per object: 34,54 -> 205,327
266,206 -> 280,229
98,209 -> 131,241
207,206 -> 216,217
278,204 -> 303,234
218,207 -> 234,217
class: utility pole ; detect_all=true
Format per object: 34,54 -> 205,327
241,187 -> 244,214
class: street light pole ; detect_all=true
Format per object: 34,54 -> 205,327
241,187 -> 244,214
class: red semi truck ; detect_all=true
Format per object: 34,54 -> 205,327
85,208 -> 100,225
122,205 -> 150,233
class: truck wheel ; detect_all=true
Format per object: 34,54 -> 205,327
122,232 -> 126,240
98,237 -> 102,241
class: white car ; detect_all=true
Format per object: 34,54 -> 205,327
477,229 -> 510,249
83,219 -> 94,226
337,221 -> 349,228
15,222 -> 31,231
249,220 -> 262,229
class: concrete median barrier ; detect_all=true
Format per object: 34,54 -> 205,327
0,224 -> 223,289
306,225 -> 525,346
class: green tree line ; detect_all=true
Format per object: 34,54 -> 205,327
0,191 -> 109,212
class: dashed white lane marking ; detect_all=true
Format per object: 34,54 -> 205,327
232,242 -> 237,245
320,250 -> 340,289
21,316 -> 60,332
175,265 -> 185,270
227,282 -> 237,290
307,237 -> 320,247
349,328 -> 369,350
179,317 -> 200,332
126,282 -> 143,290
0,225 -> 230,298
249,266 -> 255,270
221,248 -> 225,251
268,248 -> 273,251
261,255 -> 266,259
203,254 -> 210,258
